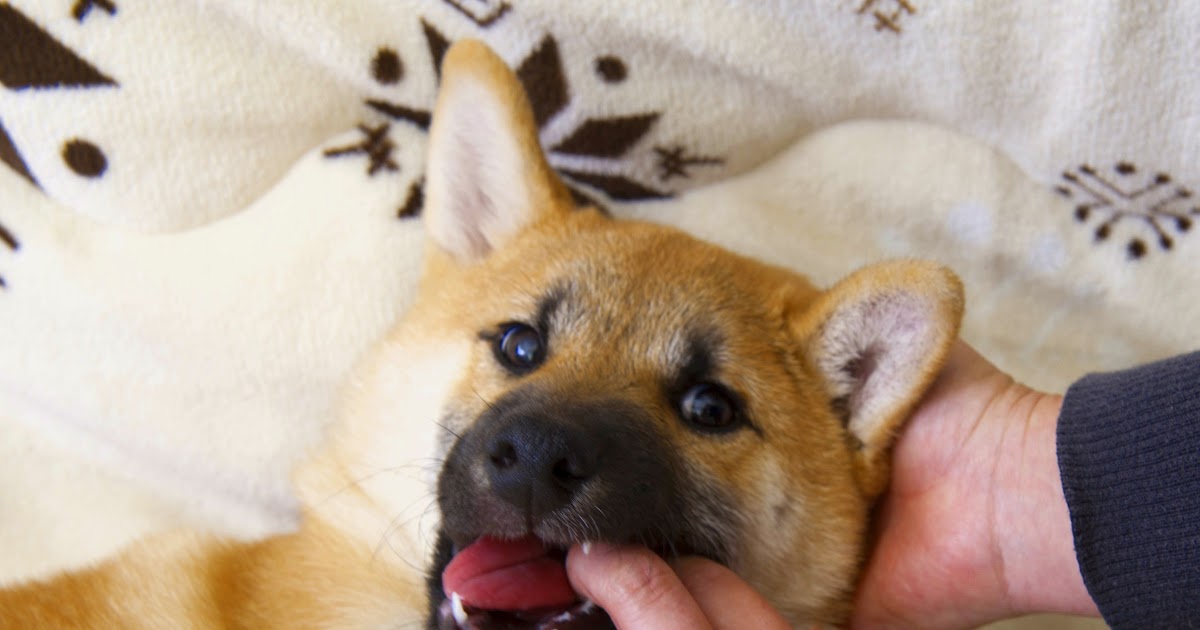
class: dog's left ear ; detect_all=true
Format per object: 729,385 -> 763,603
423,39 -> 572,262
791,260 -> 964,497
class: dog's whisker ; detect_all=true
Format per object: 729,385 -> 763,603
585,513 -> 603,542
368,491 -> 441,570
469,386 -> 497,411
369,516 -> 426,576
311,464 -> 418,508
311,457 -> 448,509
414,497 -> 443,549
384,535 -> 420,573
432,419 -> 462,440
405,494 -> 442,531
370,509 -> 412,566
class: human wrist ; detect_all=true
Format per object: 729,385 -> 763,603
989,383 -> 1098,617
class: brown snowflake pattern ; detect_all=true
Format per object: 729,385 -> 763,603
333,14 -> 725,218
855,0 -> 916,34
1056,162 -> 1199,260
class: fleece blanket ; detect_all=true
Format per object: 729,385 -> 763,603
1,1 -> 1197,602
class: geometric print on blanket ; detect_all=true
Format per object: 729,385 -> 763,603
0,2 -> 117,190
854,0 -> 918,35
0,213 -> 16,289
0,2 -> 118,289
1056,162 -> 1199,260
324,2 -> 725,219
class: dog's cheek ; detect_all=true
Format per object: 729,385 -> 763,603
737,477 -> 866,624
664,462 -> 742,565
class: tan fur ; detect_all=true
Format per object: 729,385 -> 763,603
0,40 -> 962,629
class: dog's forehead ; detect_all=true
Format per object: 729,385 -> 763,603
537,222 -> 768,309
505,225 -> 792,367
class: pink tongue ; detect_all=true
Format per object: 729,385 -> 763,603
442,536 -> 578,611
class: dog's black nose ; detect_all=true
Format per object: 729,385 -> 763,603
485,415 -> 599,520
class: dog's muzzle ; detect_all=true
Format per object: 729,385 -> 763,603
429,392 -> 698,630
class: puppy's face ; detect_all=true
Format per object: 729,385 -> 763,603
336,41 -> 962,629
424,215 -> 879,628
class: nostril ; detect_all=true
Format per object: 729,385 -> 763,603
489,441 -> 518,470
551,456 -> 590,487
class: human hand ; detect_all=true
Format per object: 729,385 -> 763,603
850,342 -> 1099,629
565,542 -> 793,630
562,343 -> 1099,630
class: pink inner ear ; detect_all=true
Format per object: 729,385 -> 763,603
817,292 -> 935,444
424,70 -> 539,262
842,345 -> 880,385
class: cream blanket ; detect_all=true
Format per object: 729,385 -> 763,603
1,0 -> 1196,593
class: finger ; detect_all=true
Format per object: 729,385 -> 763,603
670,556 -> 792,630
566,543 -> 712,630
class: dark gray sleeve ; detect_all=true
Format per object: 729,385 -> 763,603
1057,351 -> 1200,629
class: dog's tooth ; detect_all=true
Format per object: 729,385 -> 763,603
450,592 -> 469,626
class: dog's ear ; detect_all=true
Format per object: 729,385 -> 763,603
791,260 -> 964,497
423,39 -> 572,262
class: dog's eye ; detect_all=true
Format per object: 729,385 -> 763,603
495,323 -> 545,373
679,383 -> 741,432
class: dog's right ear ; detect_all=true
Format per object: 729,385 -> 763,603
423,40 -> 572,262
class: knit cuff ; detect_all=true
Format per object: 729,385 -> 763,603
1057,351 -> 1200,629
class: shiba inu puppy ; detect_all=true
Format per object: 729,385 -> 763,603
0,40 -> 962,629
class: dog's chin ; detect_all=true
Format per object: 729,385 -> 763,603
435,594 -> 611,630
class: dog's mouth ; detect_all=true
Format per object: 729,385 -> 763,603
435,536 -> 613,630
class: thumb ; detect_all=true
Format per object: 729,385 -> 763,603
565,543 -> 712,630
